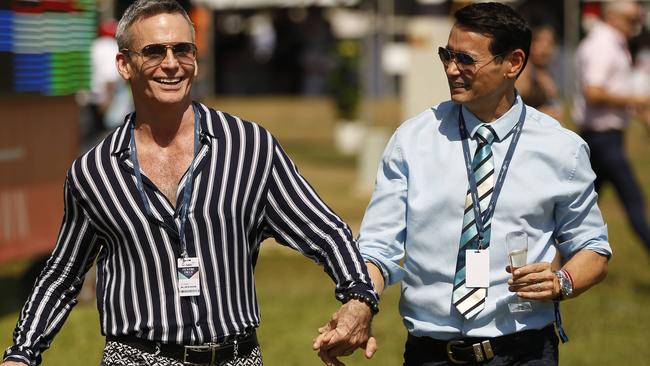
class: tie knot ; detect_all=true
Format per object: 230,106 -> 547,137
475,125 -> 496,145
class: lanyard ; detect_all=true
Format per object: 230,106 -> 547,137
459,104 -> 526,248
130,104 -> 200,258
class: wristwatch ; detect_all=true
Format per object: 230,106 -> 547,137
554,269 -> 574,300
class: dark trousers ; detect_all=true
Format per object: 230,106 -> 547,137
403,325 -> 559,366
581,130 -> 650,253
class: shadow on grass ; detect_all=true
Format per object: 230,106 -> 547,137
634,279 -> 650,295
0,274 -> 27,316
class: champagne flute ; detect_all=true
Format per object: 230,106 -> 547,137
506,231 -> 533,313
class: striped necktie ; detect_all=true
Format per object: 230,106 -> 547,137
452,124 -> 496,319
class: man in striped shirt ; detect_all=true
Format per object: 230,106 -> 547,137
2,1 -> 378,365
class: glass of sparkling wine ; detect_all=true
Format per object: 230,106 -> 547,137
506,231 -> 533,313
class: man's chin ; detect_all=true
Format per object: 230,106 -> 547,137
450,92 -> 468,104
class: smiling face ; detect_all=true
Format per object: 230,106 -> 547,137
116,12 -> 197,109
444,25 -> 516,114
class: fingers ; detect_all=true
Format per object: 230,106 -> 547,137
507,262 -> 557,301
510,262 -> 550,277
510,279 -> 554,300
364,336 -> 378,359
313,327 -> 341,350
314,311 -> 339,350
317,348 -> 346,366
318,337 -> 372,366
313,300 -> 375,364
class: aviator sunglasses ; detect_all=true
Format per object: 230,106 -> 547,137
122,42 -> 198,66
438,46 -> 502,72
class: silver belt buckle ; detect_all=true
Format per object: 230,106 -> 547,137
183,343 -> 217,366
481,340 -> 495,360
446,340 -> 468,364
472,342 -> 485,362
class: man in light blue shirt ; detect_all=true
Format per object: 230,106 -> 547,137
314,2 -> 610,366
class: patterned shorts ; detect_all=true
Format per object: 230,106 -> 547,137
101,341 -> 263,366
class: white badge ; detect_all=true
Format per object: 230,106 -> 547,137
465,249 -> 490,288
177,257 -> 201,297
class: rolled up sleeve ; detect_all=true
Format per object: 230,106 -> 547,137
554,142 -> 612,259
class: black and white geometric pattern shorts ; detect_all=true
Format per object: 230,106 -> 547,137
101,341 -> 263,366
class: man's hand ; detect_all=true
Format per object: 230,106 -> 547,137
1,361 -> 29,366
312,299 -> 376,366
506,262 -> 560,301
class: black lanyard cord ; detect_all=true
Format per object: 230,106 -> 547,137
129,104 -> 201,258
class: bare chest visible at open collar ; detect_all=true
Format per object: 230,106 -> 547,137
136,136 -> 194,207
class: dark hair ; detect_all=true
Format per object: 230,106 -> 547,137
116,0 -> 194,50
454,2 -> 532,75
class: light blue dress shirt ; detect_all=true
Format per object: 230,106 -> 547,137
358,95 -> 612,340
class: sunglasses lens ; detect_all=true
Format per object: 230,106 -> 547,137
172,43 -> 194,54
172,43 -> 197,62
456,52 -> 475,66
438,47 -> 452,62
141,44 -> 167,59
135,43 -> 197,66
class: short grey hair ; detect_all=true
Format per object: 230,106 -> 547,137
115,0 -> 195,50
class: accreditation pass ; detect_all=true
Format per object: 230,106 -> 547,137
177,257 -> 201,297
466,249 -> 490,288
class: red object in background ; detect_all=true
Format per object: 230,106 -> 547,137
98,19 -> 117,37
582,2 -> 601,18
10,0 -> 43,13
11,0 -> 76,13
0,184 -> 64,263
0,95 -> 78,264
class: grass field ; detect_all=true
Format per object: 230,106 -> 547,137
1,111 -> 649,365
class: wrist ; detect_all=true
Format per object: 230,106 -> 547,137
554,269 -> 574,300
338,291 -> 379,315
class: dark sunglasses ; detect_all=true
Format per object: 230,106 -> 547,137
122,42 -> 197,66
438,47 -> 477,66
438,46 -> 504,72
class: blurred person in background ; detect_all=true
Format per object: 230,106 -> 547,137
630,27 -> 650,130
516,23 -> 562,121
315,3 -> 611,365
1,1 -> 378,365
85,19 -> 133,148
573,0 -> 650,255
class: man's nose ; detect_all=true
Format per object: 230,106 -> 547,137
160,48 -> 180,67
445,59 -> 461,75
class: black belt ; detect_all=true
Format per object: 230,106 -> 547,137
407,324 -> 556,364
106,331 -> 258,365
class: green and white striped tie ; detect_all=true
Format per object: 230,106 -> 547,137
452,124 -> 496,319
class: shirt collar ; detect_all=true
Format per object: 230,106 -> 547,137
460,93 -> 523,142
111,101 -> 215,158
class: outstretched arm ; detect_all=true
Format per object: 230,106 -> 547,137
3,177 -> 102,365
262,137 -> 379,364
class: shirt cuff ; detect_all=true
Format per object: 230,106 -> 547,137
362,253 -> 407,286
557,225 -> 612,259
4,346 -> 35,365
335,282 -> 380,314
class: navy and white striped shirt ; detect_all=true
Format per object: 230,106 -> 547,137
5,102 -> 376,365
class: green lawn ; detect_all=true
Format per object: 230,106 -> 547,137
1,120 -> 649,365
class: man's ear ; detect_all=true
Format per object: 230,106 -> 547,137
505,49 -> 526,79
116,52 -> 132,81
